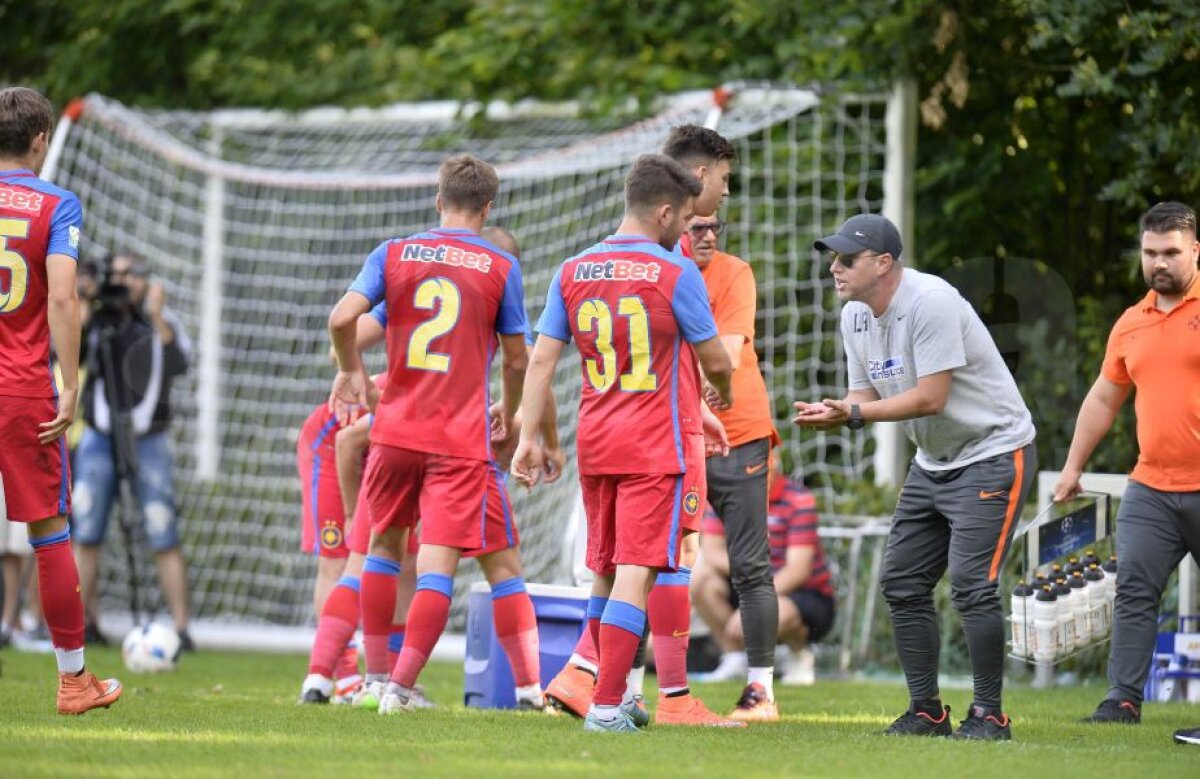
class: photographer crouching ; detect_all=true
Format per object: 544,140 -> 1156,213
73,251 -> 194,650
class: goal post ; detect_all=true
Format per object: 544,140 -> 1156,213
46,83 -> 896,646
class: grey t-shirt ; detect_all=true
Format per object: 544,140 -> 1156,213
840,268 -> 1035,471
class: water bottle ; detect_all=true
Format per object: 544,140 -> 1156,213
1102,555 -> 1118,625
1082,548 -> 1101,568
1066,556 -> 1084,577
1053,578 -> 1076,652
1033,586 -> 1059,662
1084,564 -> 1107,639
1010,580 -> 1034,658
1068,572 -> 1089,648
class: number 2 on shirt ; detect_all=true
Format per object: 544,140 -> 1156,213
576,295 -> 657,392
0,218 -> 31,315
407,277 -> 460,372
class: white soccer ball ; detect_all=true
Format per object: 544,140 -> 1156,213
122,623 -> 182,673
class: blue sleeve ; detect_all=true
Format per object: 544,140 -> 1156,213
671,261 -> 718,343
495,261 -> 528,336
47,192 -> 83,260
348,241 -> 389,305
535,267 -> 571,343
368,301 -> 388,328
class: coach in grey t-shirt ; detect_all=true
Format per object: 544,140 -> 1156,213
794,214 -> 1036,741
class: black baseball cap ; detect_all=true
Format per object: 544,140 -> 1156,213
813,214 -> 903,260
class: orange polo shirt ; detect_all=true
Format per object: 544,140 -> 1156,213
698,250 -> 780,448
1101,274 -> 1200,491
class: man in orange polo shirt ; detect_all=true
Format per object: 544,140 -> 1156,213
683,212 -> 783,721
1054,200 -> 1200,724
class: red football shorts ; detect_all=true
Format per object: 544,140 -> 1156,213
0,395 -> 71,522
345,477 -> 420,557
581,436 -> 705,576
364,444 -> 497,553
461,463 -> 521,559
297,439 -> 348,558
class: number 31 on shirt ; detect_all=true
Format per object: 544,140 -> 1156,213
576,295 -> 657,392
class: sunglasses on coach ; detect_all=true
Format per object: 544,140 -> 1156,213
688,220 -> 724,238
832,251 -> 884,269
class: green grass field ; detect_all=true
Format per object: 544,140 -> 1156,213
0,648 -> 1195,778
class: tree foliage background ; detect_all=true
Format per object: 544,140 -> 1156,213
4,0 -> 1199,475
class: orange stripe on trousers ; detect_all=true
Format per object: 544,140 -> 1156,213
988,448 -> 1025,582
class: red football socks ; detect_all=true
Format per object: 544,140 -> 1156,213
390,573 -> 452,688
648,569 -> 691,692
491,578 -> 540,687
307,575 -> 360,678
31,529 -> 85,651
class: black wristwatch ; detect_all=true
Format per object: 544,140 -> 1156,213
846,404 -> 865,431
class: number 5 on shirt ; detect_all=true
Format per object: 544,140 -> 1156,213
0,217 -> 31,314
576,294 -> 657,392
407,277 -> 460,373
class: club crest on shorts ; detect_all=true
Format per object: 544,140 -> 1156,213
320,522 -> 343,549
683,489 -> 701,515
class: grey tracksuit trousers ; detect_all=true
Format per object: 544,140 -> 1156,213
880,443 -> 1037,709
1107,480 -> 1200,703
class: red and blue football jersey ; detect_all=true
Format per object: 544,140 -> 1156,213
349,227 -> 527,462
0,169 -> 83,398
537,233 -> 718,476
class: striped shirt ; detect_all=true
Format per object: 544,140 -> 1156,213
702,479 -> 834,598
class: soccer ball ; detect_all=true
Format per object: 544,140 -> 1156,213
122,623 -> 182,673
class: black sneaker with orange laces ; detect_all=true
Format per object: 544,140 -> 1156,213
882,702 -> 952,736
1082,698 -> 1141,724
951,705 -> 1012,741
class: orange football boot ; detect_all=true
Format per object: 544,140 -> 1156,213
545,665 -> 595,718
656,693 -> 746,728
57,670 -> 123,715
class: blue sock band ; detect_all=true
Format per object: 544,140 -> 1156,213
655,567 -> 692,587
490,577 -> 526,600
388,630 -> 405,653
335,575 -> 361,592
587,596 -> 609,621
363,555 -> 401,577
600,600 -> 646,637
29,528 -> 70,549
416,572 -> 454,597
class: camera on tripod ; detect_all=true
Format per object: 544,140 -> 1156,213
84,252 -> 144,329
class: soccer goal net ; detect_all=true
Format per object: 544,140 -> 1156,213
48,83 -> 892,637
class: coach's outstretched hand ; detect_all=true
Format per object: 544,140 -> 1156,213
791,399 -> 849,430
510,438 -> 543,489
329,368 -> 375,426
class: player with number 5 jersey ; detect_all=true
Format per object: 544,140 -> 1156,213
0,86 -> 122,716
